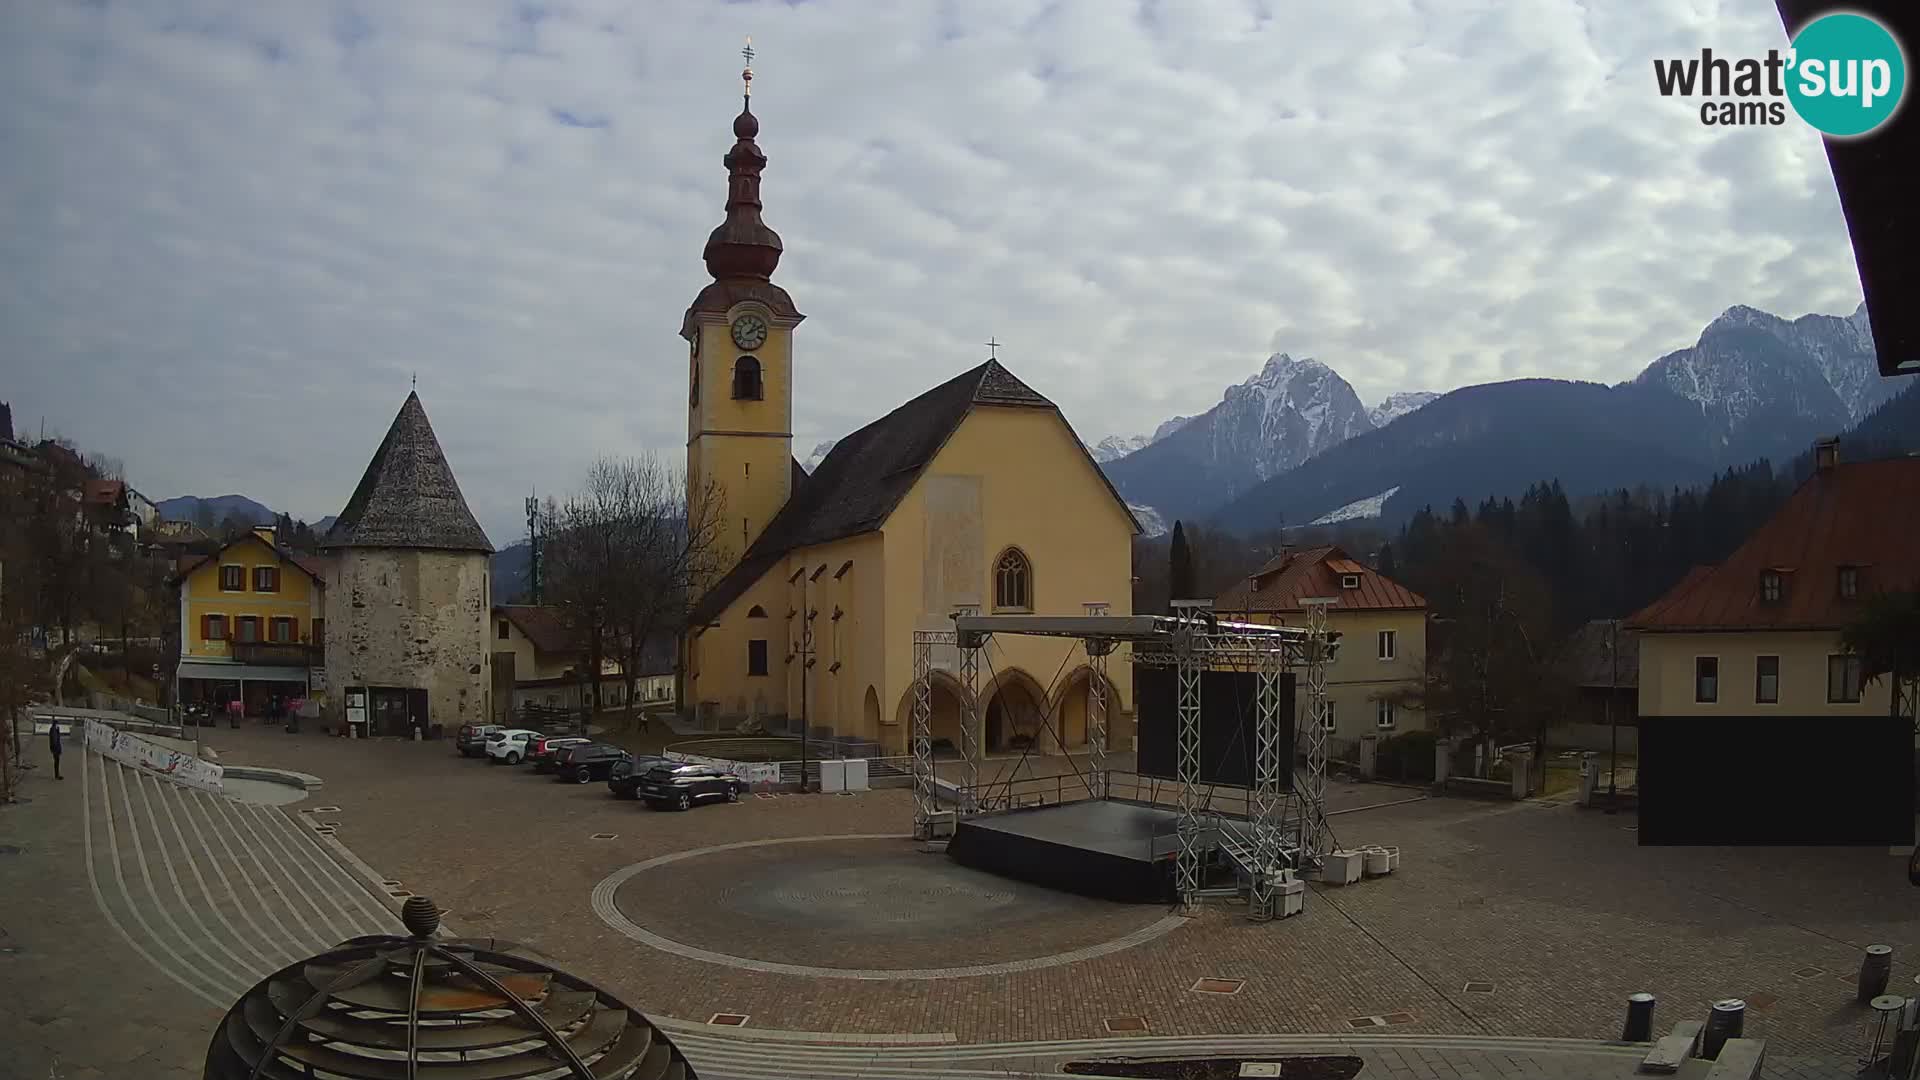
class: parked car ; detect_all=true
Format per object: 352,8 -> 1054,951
554,743 -> 631,784
456,724 -> 502,757
638,762 -> 745,810
528,736 -> 591,772
485,728 -> 544,765
606,755 -> 672,799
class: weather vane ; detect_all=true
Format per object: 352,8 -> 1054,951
985,336 -> 1001,360
742,35 -> 754,97
411,371 -> 417,389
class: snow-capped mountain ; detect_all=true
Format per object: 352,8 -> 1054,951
800,440 -> 838,474
1089,415 -> 1194,463
1367,392 -> 1439,428
1630,302 -> 1883,464
1102,353 -> 1376,525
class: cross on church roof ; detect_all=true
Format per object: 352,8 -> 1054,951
985,337 -> 1001,360
742,36 -> 754,97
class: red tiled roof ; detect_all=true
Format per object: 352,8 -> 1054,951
168,538 -> 329,588
1625,455 -> 1920,632
83,478 -> 124,505
1215,545 -> 1427,614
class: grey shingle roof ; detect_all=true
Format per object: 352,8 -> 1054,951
322,392 -> 494,553
689,359 -> 1134,626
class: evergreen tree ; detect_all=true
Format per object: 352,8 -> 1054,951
1168,520 -> 1196,608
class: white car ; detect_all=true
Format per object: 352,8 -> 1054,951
485,728 -> 544,765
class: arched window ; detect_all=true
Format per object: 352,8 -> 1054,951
993,547 -> 1032,611
747,605 -> 768,618
732,356 -> 763,400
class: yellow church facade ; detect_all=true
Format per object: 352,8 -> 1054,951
680,73 -> 1136,756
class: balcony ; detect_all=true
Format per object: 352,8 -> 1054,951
230,642 -> 324,667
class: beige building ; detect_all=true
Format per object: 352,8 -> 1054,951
321,392 -> 495,737
1214,546 -> 1430,741
490,605 -> 673,720
1626,442 -> 1918,723
681,86 -> 1137,755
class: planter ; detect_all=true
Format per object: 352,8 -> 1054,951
1322,850 -> 1363,886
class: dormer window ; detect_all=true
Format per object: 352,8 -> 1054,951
732,356 -> 763,400
1837,565 -> 1859,600
1759,571 -> 1783,604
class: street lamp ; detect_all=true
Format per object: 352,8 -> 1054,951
1605,620 -> 1620,814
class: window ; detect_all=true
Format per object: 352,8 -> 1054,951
498,619 -> 510,640
203,614 -> 228,641
235,616 -> 261,644
1828,654 -> 1863,704
1759,571 -> 1782,604
994,548 -> 1032,611
747,639 -> 769,677
747,605 -> 768,618
1375,698 -> 1395,731
1694,657 -> 1719,703
220,564 -> 245,591
1321,701 -> 1337,732
253,566 -> 279,592
1838,566 -> 1859,600
1755,655 -> 1779,704
1377,629 -> 1396,660
1341,574 -> 1361,589
269,617 -> 296,643
732,356 -> 763,400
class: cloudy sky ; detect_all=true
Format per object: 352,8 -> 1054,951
0,0 -> 1866,544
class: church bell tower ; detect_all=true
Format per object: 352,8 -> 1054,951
683,39 -> 804,572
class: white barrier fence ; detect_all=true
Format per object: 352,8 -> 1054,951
82,718 -> 225,794
663,751 -> 782,790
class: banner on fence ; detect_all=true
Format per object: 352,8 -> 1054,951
83,719 -> 225,793
664,751 -> 783,788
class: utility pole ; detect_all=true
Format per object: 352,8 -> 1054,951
525,493 -> 543,604
1605,619 -> 1620,812
790,566 -> 815,792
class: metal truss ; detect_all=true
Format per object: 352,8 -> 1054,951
958,640 -> 981,812
1086,641 -> 1113,801
910,631 -> 943,839
1247,635 -> 1285,920
1172,605 -> 1206,915
1297,599 -> 1333,867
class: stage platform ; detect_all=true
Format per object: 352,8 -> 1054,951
947,798 -> 1224,904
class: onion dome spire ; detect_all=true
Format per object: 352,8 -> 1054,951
703,36 -> 784,282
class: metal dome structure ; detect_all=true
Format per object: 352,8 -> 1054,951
205,896 -> 698,1079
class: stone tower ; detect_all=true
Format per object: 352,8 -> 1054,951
320,392 -> 494,736
682,51 -> 805,573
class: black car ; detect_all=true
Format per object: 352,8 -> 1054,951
554,743 -> 630,784
638,762 -> 745,810
606,755 -> 672,799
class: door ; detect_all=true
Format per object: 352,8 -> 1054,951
492,651 -> 516,723
407,688 -> 430,737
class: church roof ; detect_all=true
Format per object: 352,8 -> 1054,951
322,392 -> 494,553
690,359 -> 1136,626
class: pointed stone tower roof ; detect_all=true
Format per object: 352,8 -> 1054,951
323,392 -> 494,553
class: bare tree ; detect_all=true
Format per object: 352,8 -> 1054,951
542,456 -> 725,724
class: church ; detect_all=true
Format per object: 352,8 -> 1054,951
681,63 -> 1138,757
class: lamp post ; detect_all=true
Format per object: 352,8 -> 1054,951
1605,620 -> 1620,812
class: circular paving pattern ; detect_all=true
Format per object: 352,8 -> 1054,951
593,834 -> 1186,980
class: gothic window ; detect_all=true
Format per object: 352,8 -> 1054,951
732,356 -> 763,400
993,548 -> 1032,612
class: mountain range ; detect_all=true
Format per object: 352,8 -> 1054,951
154,494 -> 334,534
1100,301 -> 1906,534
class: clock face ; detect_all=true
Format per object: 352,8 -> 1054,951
730,313 -> 769,351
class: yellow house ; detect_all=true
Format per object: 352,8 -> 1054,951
681,85 -> 1137,756
1626,442 -> 1918,723
173,526 -> 329,714
1214,546 -> 1430,742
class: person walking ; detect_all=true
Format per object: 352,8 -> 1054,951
48,718 -> 64,780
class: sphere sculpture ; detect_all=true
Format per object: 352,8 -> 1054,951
204,896 -> 698,1079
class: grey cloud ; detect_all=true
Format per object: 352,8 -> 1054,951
0,1 -> 1868,540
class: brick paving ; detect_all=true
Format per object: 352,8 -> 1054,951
2,725 -> 1895,1078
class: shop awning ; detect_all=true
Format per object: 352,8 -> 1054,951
176,660 -> 312,683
